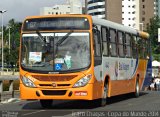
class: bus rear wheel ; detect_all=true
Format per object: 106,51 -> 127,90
40,100 -> 53,108
100,82 -> 108,106
134,79 -> 140,97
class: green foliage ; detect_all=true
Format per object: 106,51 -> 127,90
1,19 -> 22,68
146,16 -> 160,61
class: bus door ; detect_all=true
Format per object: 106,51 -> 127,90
93,26 -> 102,82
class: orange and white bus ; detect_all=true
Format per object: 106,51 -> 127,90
19,14 -> 151,108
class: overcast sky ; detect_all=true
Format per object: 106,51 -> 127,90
0,0 -> 67,25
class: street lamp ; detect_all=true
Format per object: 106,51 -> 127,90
0,10 -> 7,74
6,26 -> 11,54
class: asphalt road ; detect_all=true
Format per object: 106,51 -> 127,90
0,91 -> 160,117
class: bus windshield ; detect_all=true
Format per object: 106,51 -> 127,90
21,32 -> 90,73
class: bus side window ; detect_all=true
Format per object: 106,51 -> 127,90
109,29 -> 117,56
131,35 -> 137,58
141,39 -> 147,59
117,31 -> 124,57
146,39 -> 150,59
137,37 -> 143,58
93,29 -> 102,65
125,33 -> 132,58
101,27 -> 109,56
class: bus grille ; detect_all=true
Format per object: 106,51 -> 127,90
41,90 -> 67,96
32,75 -> 77,82
39,84 -> 71,87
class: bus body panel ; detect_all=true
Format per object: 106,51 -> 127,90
19,14 -> 150,102
94,56 -> 148,97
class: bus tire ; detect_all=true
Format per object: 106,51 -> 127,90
100,82 -> 108,106
134,79 -> 140,97
40,99 -> 53,108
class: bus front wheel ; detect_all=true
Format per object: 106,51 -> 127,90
40,99 -> 53,108
100,82 -> 108,106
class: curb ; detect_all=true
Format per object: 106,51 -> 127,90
1,98 -> 20,104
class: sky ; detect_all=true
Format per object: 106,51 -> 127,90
0,0 -> 67,25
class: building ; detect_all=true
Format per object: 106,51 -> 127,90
154,0 -> 160,17
86,0 -> 155,30
40,0 -> 82,15
86,0 -> 106,19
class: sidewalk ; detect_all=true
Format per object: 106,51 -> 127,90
0,90 -> 20,104
0,72 -> 19,76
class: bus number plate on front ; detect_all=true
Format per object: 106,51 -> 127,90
74,91 -> 88,96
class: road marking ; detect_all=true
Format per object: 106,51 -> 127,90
22,110 -> 45,116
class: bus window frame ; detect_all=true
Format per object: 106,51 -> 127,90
137,36 -> 143,59
142,38 -> 148,59
101,26 -> 109,57
117,30 -> 125,58
131,35 -> 138,59
124,33 -> 132,58
146,39 -> 150,60
109,28 -> 118,57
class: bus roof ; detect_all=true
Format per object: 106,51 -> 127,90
92,16 -> 149,38
22,14 -> 149,38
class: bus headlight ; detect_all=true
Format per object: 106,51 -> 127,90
22,76 -> 36,88
73,74 -> 92,88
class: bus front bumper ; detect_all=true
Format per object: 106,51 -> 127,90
20,83 -> 94,100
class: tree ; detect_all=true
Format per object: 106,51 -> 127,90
146,16 -> 160,61
3,19 -> 22,68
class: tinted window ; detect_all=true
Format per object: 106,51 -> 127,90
102,27 -> 109,56
109,29 -> 117,56
118,31 -> 124,57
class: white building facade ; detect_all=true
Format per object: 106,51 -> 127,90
40,0 -> 82,15
86,0 -> 105,19
122,0 -> 138,29
86,0 -> 155,31
154,0 -> 160,16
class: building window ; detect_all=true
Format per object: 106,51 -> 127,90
132,5 -> 135,8
48,12 -> 50,14
142,11 -> 145,15
142,17 -> 145,21
142,0 -> 145,2
143,5 -> 145,8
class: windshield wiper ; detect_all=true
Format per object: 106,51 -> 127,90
36,30 -> 46,43
55,30 -> 73,46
